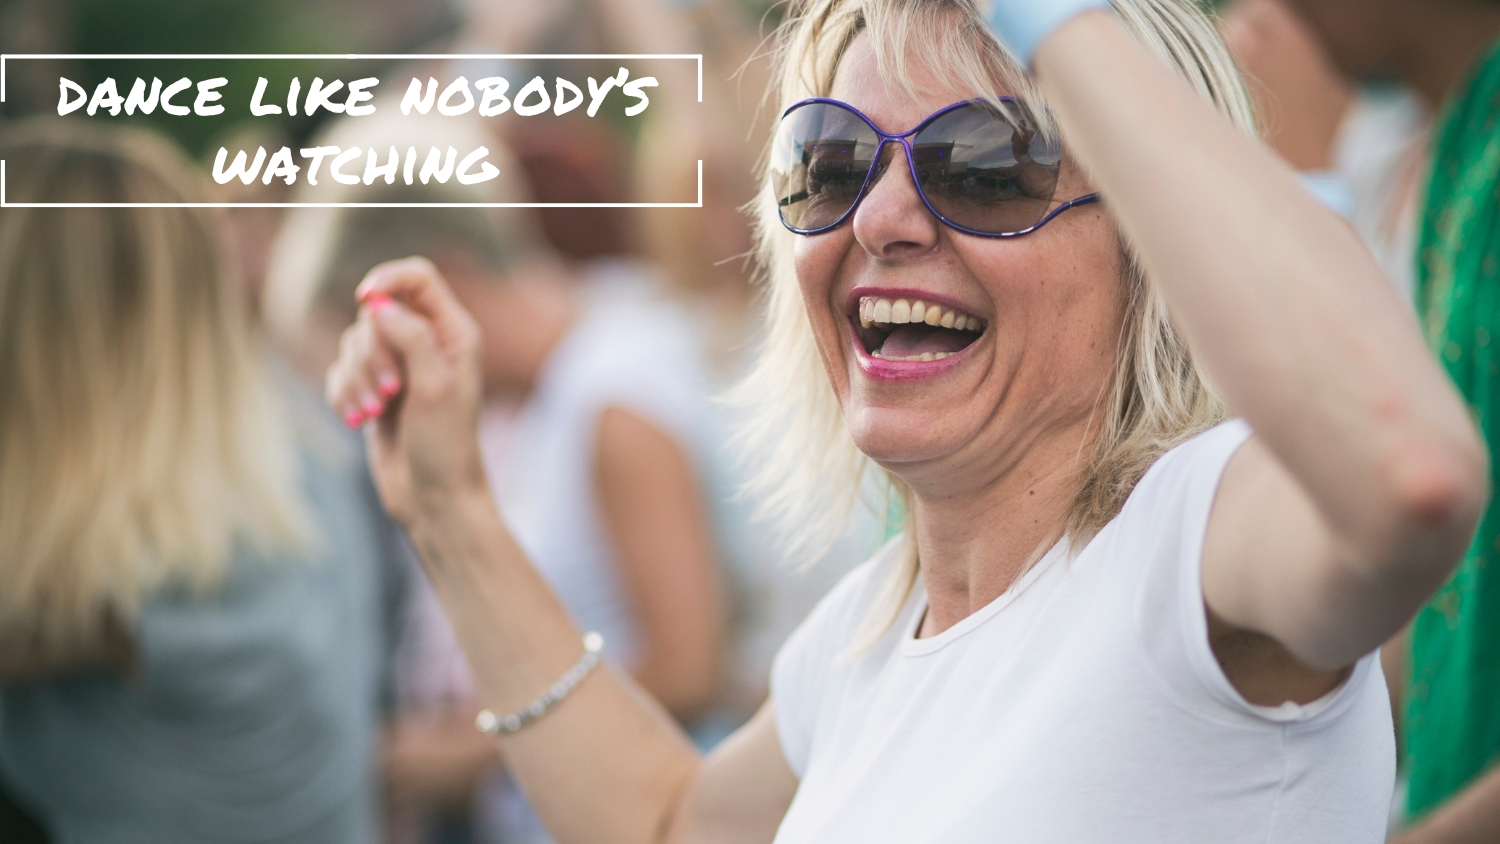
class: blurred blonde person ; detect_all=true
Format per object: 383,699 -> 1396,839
0,120 -> 407,844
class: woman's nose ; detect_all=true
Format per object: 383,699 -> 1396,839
851,142 -> 941,261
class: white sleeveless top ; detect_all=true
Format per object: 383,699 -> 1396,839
482,263 -> 718,671
770,421 -> 1395,844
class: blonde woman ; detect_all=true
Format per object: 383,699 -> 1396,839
326,0 -> 1487,841
0,121 -> 407,844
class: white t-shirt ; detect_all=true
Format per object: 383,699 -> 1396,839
770,421 -> 1395,843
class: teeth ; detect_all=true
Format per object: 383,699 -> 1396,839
856,296 -> 984,332
871,350 -> 954,362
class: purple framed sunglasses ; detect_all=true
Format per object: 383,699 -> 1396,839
772,97 -> 1101,238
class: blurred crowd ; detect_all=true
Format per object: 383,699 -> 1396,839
1,0 -> 1499,843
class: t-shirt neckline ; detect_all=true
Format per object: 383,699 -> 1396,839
900,540 -> 1068,657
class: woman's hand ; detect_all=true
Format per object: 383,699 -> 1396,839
325,257 -> 489,525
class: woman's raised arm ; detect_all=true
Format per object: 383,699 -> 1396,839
1018,8 -> 1486,670
324,259 -> 796,844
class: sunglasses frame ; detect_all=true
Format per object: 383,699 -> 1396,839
776,97 -> 1103,238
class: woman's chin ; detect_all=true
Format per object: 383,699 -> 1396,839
847,406 -> 970,467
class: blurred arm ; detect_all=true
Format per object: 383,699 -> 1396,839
1389,769 -> 1500,844
595,406 -> 725,720
1032,14 -> 1485,672
382,714 -> 499,818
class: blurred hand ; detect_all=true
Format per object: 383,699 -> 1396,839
325,258 -> 488,525
1219,0 -> 1353,171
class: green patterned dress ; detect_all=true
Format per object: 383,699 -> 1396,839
1407,38 -> 1500,819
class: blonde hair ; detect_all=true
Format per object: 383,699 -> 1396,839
0,120 -> 310,656
731,0 -> 1256,641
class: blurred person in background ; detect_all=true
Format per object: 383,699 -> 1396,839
451,0 -> 673,267
1218,0 -> 1430,297
0,119 -> 409,844
273,149 -> 725,841
1257,0 -> 1500,840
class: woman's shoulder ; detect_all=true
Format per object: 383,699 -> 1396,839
777,538 -> 909,659
1083,418 -> 1254,573
818,536 -> 908,609
770,536 -> 908,775
1120,419 -> 1253,515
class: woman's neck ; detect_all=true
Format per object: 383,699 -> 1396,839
1392,3 -> 1500,109
908,427 -> 1090,638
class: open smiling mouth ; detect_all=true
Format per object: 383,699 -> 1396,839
854,296 -> 986,362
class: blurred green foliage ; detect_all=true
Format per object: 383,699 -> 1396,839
38,0 -> 458,156
62,0 -> 343,154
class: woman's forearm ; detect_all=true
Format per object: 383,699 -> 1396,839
1033,13 -> 1483,564
406,486 -> 701,844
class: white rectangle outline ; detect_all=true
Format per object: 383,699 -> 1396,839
0,53 -> 703,208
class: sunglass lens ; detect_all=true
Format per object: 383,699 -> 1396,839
911,103 -> 1061,235
772,103 -> 880,232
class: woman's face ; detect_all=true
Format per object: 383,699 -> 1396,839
795,33 -> 1126,493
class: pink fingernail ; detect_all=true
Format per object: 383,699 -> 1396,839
367,293 -> 393,313
378,375 -> 402,397
343,408 -> 364,429
360,396 -> 383,416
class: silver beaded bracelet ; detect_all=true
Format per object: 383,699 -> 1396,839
475,631 -> 605,736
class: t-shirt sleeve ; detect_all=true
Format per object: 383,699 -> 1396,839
1122,419 -> 1381,725
769,558 -> 882,778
